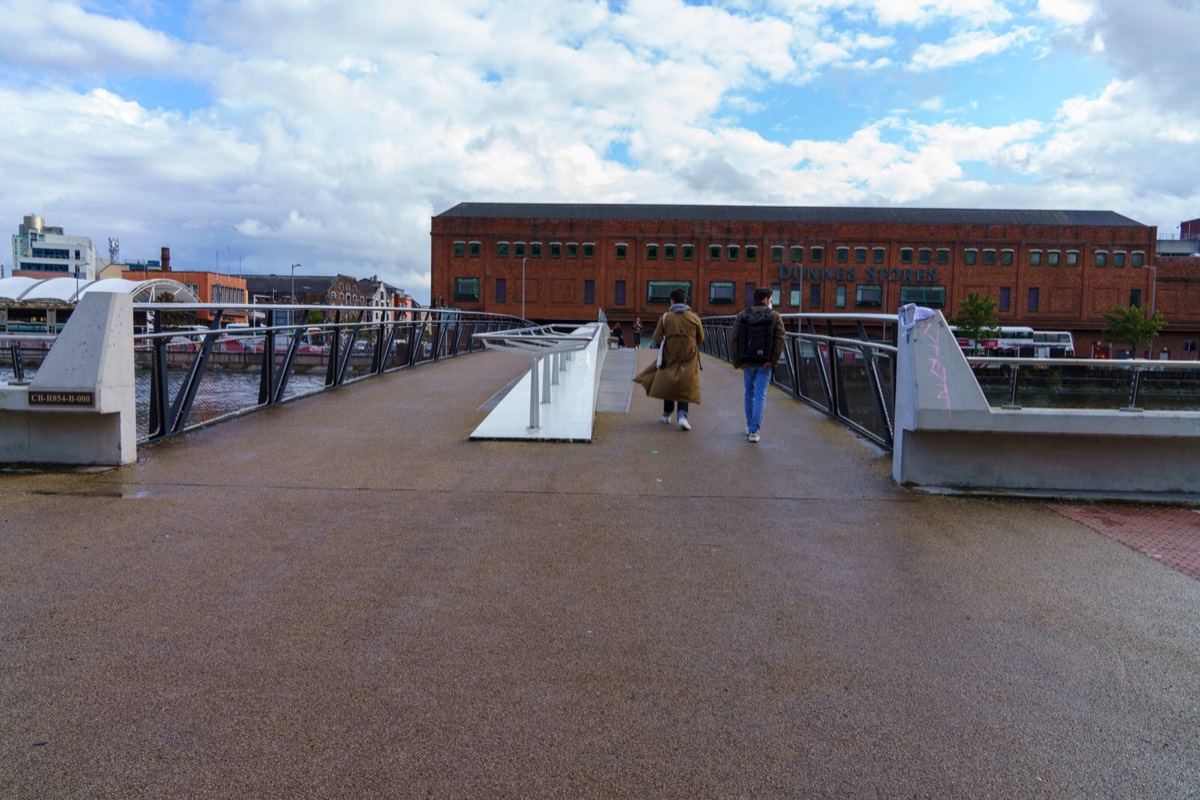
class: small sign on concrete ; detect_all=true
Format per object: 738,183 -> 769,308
28,391 -> 95,407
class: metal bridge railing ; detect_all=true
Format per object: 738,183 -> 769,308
966,356 -> 1200,412
0,303 -> 532,444
473,323 -> 602,430
702,313 -> 897,450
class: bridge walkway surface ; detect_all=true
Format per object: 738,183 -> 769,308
2,348 -> 1198,798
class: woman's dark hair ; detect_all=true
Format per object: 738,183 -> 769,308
669,288 -> 686,304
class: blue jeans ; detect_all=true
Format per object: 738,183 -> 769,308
743,365 -> 772,433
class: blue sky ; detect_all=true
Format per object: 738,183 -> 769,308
1,0 -> 1198,302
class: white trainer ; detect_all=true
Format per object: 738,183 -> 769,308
678,416 -> 691,431
661,414 -> 672,424
748,431 -> 760,443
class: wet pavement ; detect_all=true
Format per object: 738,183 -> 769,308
2,348 -> 1198,798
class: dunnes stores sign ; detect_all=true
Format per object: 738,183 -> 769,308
778,265 -> 942,284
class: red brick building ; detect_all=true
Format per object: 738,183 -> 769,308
431,203 -> 1200,357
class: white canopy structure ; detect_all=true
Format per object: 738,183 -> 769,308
0,276 -> 199,305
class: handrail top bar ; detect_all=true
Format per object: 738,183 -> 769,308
967,356 -> 1200,369
130,301 -> 529,321
803,333 -> 898,352
703,312 -> 896,323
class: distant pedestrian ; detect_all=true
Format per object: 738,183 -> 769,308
633,317 -> 643,348
632,288 -> 704,431
731,287 -> 785,443
611,321 -> 624,347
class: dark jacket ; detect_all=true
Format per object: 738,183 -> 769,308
730,304 -> 786,368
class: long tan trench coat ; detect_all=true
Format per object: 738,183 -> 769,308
632,307 -> 705,404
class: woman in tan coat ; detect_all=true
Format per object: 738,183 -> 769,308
633,288 -> 704,430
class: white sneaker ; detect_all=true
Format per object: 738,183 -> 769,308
678,416 -> 691,431
748,431 -> 760,443
661,414 -> 672,424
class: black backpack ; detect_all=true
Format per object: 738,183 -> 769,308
738,308 -> 775,363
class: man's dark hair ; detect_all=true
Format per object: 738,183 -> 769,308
753,288 -> 772,305
669,288 -> 687,304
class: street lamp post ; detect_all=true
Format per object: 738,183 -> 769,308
1146,263 -> 1158,358
521,257 -> 527,320
290,263 -> 302,325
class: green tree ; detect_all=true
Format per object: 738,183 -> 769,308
949,292 -> 1000,353
1100,304 -> 1166,357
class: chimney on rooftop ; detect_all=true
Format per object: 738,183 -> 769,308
161,247 -> 171,271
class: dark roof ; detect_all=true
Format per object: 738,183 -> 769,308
244,274 -> 339,295
435,202 -> 1148,228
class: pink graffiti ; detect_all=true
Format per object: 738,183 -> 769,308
918,320 -> 952,414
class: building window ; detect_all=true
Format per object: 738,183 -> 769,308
727,244 -> 740,260
771,246 -> 784,262
615,280 -> 626,305
835,285 -> 847,308
567,243 -> 579,258
964,249 -> 978,266
1113,251 -> 1126,267
646,244 -> 659,261
1130,288 -> 1141,308
919,248 -> 931,265
453,241 -> 465,257
709,281 -> 736,305
771,283 -> 781,305
854,247 -> 867,264
999,287 -> 1010,312
745,245 -> 758,261
497,241 -> 510,257
496,278 -> 506,303
936,248 -> 949,265
582,243 -> 595,258
664,244 -> 676,260
509,242 -> 522,258
836,246 -> 849,263
648,280 -> 691,304
709,245 -> 722,260
790,246 -> 803,262
469,241 -> 481,258
1066,250 -> 1079,266
550,242 -> 562,258
1001,250 -> 1013,266
682,244 -> 695,260
809,283 -> 821,308
789,285 -> 801,307
530,242 -> 542,257
1132,251 -> 1145,267
1095,251 -> 1108,267
899,286 -> 946,308
856,284 -> 882,308
454,277 -> 480,302
1029,250 -> 1042,266
1048,250 -> 1060,266
584,280 -> 595,304
616,243 -> 628,260
1028,287 -> 1040,312
900,248 -> 913,264
983,249 -> 996,266
745,283 -> 756,305
811,246 -> 824,262
873,247 -> 886,264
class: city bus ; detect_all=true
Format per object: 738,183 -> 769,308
950,326 -> 1075,358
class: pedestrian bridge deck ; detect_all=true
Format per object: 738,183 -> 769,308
1,348 -> 1198,797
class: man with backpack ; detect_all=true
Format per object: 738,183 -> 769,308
730,287 -> 786,443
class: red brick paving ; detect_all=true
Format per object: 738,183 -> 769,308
1051,504 -> 1200,581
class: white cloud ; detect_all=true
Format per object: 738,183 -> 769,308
1036,0 -> 1096,26
910,26 -> 1038,71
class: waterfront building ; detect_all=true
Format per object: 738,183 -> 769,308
10,215 -> 98,280
431,203 -> 1200,358
121,248 -> 248,325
